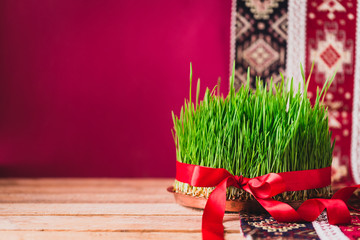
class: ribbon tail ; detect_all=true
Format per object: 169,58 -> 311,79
255,198 -> 302,222
297,198 -> 350,224
332,184 -> 360,202
325,184 -> 360,222
255,196 -> 350,224
202,177 -> 230,240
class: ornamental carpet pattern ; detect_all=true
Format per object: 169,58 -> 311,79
240,211 -> 357,239
233,0 -> 287,90
240,212 -> 319,239
339,212 -> 360,239
231,0 -> 360,185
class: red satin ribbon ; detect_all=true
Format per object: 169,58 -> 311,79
175,161 -> 359,240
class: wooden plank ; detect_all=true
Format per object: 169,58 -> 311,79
0,179 -> 176,204
0,231 -> 244,240
0,192 -> 174,203
0,185 -> 171,194
0,179 -> 174,187
0,203 -> 204,216
0,215 -> 241,233
0,178 -> 178,203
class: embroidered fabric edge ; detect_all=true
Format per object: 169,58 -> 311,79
229,0 -> 237,89
351,0 -> 360,184
312,212 -> 349,240
286,0 -> 307,92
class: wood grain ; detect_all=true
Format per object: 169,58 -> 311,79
0,179 -> 245,240
0,185 -> 172,193
0,231 -> 243,240
0,178 -> 174,187
0,203 -> 203,216
0,193 -> 174,203
0,215 -> 240,232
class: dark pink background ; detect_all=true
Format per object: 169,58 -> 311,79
0,1 -> 231,177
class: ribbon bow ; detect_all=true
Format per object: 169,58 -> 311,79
175,161 -> 359,240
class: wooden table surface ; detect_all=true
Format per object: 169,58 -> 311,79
0,178 -> 244,240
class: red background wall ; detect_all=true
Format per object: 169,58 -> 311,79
0,1 -> 231,177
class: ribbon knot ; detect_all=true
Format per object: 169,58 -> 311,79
246,173 -> 286,199
230,173 -> 286,199
233,175 -> 247,188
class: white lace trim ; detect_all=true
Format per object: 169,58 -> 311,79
229,0 -> 237,83
286,0 -> 307,92
312,212 -> 349,240
351,0 -> 360,184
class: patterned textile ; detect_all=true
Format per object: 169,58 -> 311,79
240,212 -> 319,239
231,0 -> 360,184
240,212 -> 352,240
313,212 -> 349,240
232,0 -> 288,90
339,212 -> 360,239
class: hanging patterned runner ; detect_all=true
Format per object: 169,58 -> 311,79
231,0 -> 288,90
305,0 -> 357,186
232,0 -> 359,185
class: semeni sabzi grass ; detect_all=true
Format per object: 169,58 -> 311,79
172,63 -> 335,201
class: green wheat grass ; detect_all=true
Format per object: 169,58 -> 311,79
172,63 -> 335,180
